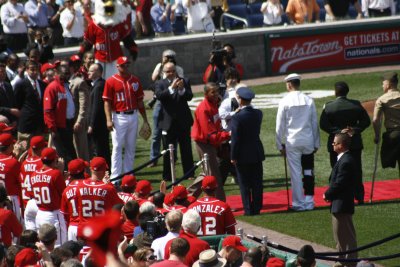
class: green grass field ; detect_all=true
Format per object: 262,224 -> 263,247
131,70 -> 400,266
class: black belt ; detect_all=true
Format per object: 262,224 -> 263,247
368,7 -> 391,13
116,110 -> 136,114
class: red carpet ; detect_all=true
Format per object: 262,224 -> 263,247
226,180 -> 400,216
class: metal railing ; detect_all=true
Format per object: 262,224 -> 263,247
219,13 -> 248,31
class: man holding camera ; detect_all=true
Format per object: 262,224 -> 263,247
203,43 -> 243,97
155,62 -> 194,181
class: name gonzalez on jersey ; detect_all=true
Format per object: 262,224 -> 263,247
191,204 -> 226,215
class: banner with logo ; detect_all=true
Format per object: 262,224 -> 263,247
267,28 -> 400,74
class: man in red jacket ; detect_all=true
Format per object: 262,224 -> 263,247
43,64 -> 77,167
191,82 -> 230,201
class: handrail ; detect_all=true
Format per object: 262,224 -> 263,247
220,12 -> 248,31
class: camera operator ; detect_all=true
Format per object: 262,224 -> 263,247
148,49 -> 184,167
151,210 -> 183,260
203,43 -> 243,97
133,210 -> 167,249
24,30 -> 55,64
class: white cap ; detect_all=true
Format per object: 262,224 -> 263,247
284,73 -> 301,82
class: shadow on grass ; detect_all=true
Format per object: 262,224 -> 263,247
265,153 -> 282,158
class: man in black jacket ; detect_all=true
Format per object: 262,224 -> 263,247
320,81 -> 370,204
155,62 -> 194,181
0,63 -> 19,124
230,87 -> 265,216
14,60 -> 46,143
323,133 -> 357,266
87,63 -> 110,166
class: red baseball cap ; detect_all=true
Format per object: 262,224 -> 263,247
0,133 -> 15,146
0,122 -> 13,133
14,248 -> 39,267
172,185 -> 188,200
164,193 -> 175,206
90,157 -> 108,171
41,147 -> 58,161
187,195 -> 197,204
201,175 -> 218,190
266,257 -> 285,267
117,56 -> 130,65
135,180 -> 152,195
68,158 -> 89,175
30,135 -> 47,149
121,174 -> 137,187
41,62 -> 56,75
222,236 -> 248,252
80,210 -> 122,267
70,55 -> 81,62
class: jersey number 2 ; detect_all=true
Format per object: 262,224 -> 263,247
198,217 -> 216,235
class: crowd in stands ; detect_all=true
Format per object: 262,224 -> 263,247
0,0 -> 399,51
0,0 -> 392,265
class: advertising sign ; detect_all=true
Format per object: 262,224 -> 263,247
268,28 -> 400,74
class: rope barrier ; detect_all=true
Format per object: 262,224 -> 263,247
149,159 -> 204,196
315,232 -> 400,256
109,149 -> 169,183
246,234 -> 400,262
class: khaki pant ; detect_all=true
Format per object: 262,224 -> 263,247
332,213 -> 358,266
195,141 -> 226,201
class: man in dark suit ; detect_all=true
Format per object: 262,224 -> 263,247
231,87 -> 265,216
0,63 -> 19,124
87,63 -> 110,166
14,60 -> 46,143
320,81 -> 370,204
323,133 -> 357,266
155,62 -> 194,181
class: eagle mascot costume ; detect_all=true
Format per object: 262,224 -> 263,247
79,0 -> 138,78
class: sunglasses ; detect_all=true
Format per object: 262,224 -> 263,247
146,255 -> 157,261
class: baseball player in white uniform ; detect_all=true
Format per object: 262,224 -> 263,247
103,57 -> 149,180
276,73 -> 320,211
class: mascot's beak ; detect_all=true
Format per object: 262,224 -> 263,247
103,0 -> 115,16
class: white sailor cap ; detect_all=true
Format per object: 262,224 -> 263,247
284,73 -> 301,82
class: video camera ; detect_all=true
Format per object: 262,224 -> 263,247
146,213 -> 167,239
210,31 -> 228,66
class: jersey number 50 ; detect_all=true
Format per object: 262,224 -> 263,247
33,187 -> 51,204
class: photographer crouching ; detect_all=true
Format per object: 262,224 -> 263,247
148,49 -> 184,167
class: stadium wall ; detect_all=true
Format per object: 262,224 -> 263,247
45,16 -> 400,88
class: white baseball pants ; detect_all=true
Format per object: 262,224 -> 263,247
110,112 -> 139,179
